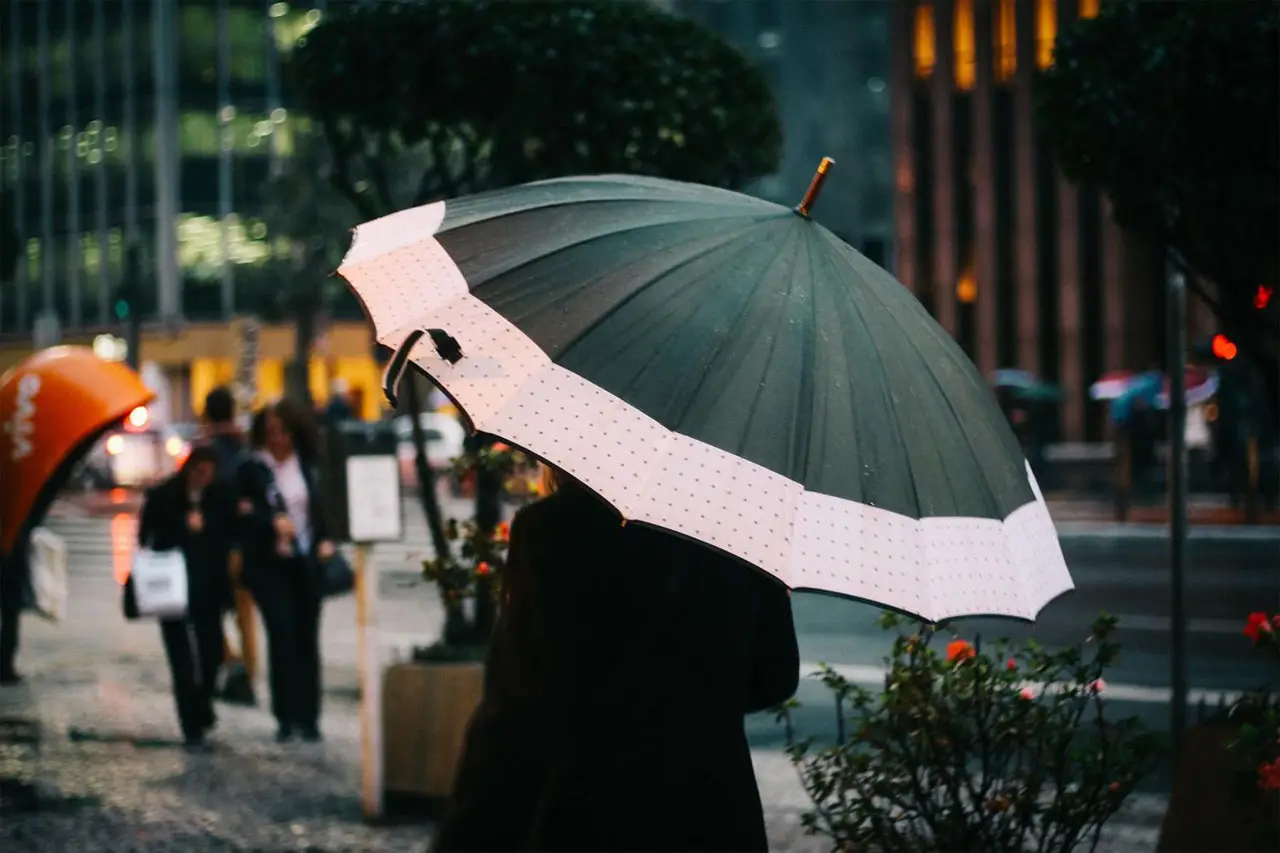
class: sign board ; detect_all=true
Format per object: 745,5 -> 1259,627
346,456 -> 402,543
322,421 -> 401,544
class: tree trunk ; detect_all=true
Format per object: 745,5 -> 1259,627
290,304 -> 316,408
403,374 -> 452,585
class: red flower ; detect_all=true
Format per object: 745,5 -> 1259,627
1245,612 -> 1273,642
946,640 -> 976,663
1006,658 -> 1017,671
492,442 -> 510,452
476,561 -> 492,576
1259,759 -> 1280,791
494,522 -> 511,543
1108,781 -> 1121,794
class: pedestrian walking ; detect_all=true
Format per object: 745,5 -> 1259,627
433,465 -> 800,852
137,445 -> 235,750
237,400 -> 333,743
202,385 -> 259,706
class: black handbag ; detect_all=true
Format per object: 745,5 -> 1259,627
319,551 -> 355,598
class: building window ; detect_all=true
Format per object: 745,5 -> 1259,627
954,0 -> 975,91
994,0 -> 1016,82
1036,0 -> 1057,70
1079,0 -> 1100,19
914,3 -> 937,80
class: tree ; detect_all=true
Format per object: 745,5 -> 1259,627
257,127 -> 358,407
1035,1 -> 1279,367
293,0 -> 782,646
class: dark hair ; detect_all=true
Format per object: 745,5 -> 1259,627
182,443 -> 221,474
204,386 -> 235,424
250,399 -> 319,462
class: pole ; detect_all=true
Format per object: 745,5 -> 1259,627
1168,263 -> 1189,760
124,245 -> 142,372
355,543 -> 383,821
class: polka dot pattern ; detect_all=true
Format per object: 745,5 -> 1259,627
340,234 -> 470,349
342,202 -> 447,267
487,364 -> 672,522
636,435 -> 804,581
339,204 -> 1075,624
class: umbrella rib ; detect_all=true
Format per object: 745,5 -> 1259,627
657,221 -> 796,435
555,216 -> 780,360
822,231 -> 1009,517
732,225 -> 807,459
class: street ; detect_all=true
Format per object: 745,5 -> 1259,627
0,491 -> 1185,851
44,493 -> 1280,752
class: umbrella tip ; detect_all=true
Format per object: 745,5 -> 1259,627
794,157 -> 836,219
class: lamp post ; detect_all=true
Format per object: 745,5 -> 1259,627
1167,262 -> 1189,762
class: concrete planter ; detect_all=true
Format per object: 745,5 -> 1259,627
1157,724 -> 1280,852
381,660 -> 484,804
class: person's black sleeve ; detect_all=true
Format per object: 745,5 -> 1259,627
745,577 -> 800,712
137,487 -> 160,548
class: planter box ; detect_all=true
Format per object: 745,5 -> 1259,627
381,660 -> 484,805
1158,724 -> 1280,852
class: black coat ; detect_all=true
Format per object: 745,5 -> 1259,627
435,483 -> 800,853
235,454 -> 330,592
137,473 -> 235,612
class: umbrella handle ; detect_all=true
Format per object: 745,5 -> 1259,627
381,329 -> 426,408
381,328 -> 466,407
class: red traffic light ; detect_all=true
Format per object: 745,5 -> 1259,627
1212,334 -> 1238,361
1255,285 -> 1273,310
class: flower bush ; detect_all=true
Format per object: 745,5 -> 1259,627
416,441 -> 538,660
775,613 -> 1163,853
1228,612 -> 1280,793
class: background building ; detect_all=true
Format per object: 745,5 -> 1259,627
674,0 -> 894,266
889,0 -> 1219,442
1,0 -> 382,419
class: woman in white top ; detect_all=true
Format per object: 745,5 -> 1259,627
239,400 -> 334,743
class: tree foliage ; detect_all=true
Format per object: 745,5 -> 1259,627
293,0 -> 782,220
1035,1 -> 1279,351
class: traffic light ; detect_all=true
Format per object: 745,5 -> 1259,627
1211,333 -> 1238,361
1255,285 -> 1273,311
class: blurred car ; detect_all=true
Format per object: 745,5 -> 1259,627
394,412 -> 467,493
72,405 -> 190,490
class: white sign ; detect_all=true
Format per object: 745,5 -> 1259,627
28,527 -> 68,622
5,374 -> 40,461
345,455 -> 403,543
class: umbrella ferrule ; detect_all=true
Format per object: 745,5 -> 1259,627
794,157 -> 835,219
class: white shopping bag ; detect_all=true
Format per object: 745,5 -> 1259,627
130,549 -> 188,619
28,527 -> 69,622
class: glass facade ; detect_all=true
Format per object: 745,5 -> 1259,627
1,0 -> 326,336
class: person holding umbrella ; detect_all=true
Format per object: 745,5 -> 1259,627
434,463 -> 799,852
342,164 -> 1075,848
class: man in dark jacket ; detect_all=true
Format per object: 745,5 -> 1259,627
202,386 -> 258,705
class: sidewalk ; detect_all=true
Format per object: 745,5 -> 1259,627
2,566 -> 1167,852
1045,494 -> 1280,527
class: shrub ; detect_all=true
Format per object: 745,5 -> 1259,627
776,613 -> 1164,853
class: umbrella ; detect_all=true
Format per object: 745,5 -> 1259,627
0,346 -> 154,555
991,369 -> 1060,403
340,170 -> 1071,623
1090,368 -> 1219,409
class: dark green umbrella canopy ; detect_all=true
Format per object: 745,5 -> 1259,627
425,175 -> 1033,522
342,173 -> 1072,622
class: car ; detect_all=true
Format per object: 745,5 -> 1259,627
393,412 -> 467,493
72,405 -> 190,491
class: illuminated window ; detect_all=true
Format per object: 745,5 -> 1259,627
954,0 -> 975,91
1036,0 -> 1057,69
1079,0 -> 1100,19
914,4 -> 937,80
994,0 -> 1017,81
